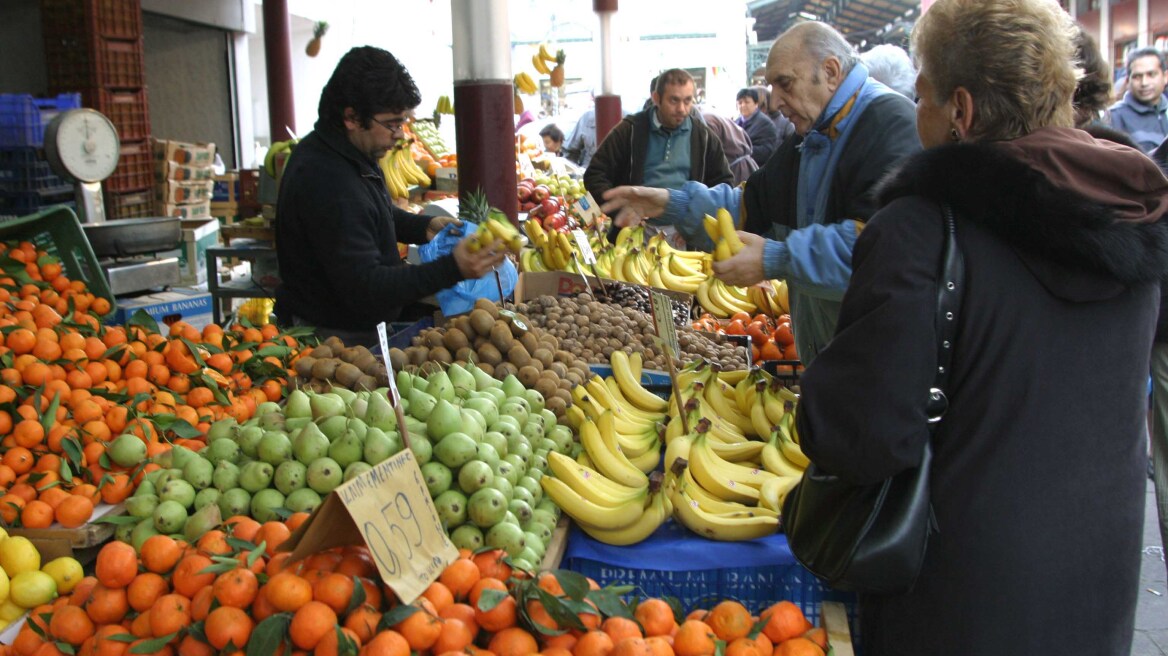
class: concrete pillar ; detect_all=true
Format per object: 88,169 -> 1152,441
594,0 -> 622,143
1101,0 -> 1111,68
451,0 -> 518,222
262,0 -> 296,142
1139,0 -> 1149,48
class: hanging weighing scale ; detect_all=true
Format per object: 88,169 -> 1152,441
43,108 -> 182,295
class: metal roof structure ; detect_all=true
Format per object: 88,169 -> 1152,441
747,0 -> 920,45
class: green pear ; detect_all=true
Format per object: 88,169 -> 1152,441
153,500 -> 188,534
409,436 -> 432,465
450,524 -> 484,551
469,363 -> 502,391
434,433 -> 477,469
481,387 -> 507,405
346,417 -> 368,440
448,364 -> 476,398
458,460 -> 494,494
218,488 -> 251,518
329,386 -> 357,405
306,457 -> 343,494
363,427 -> 401,465
464,398 -> 499,428
343,461 -> 373,483
257,431 -> 293,466
434,489 -> 468,527
395,370 -> 415,397
250,489 -> 286,523
285,417 -> 312,432
168,444 -> 197,470
309,392 -> 346,420
481,431 -> 509,458
350,397 -> 368,422
160,479 -> 196,508
366,393 -> 397,431
427,399 -> 462,441
285,488 -> 322,513
318,415 -> 349,442
182,456 -> 214,491
461,409 -> 486,442
239,461 -> 274,493
408,387 -> 437,421
108,434 -> 146,468
184,503 -> 222,543
274,461 -> 308,495
125,493 -> 159,519
285,389 -> 312,419
293,422 -> 330,465
206,418 -> 238,443
501,374 -> 526,399
204,437 -> 241,465
426,370 -> 455,403
523,388 -> 546,415
235,425 -> 265,458
193,487 -> 220,511
421,462 -> 453,497
212,461 -> 241,492
130,520 -> 160,550
328,430 -> 364,468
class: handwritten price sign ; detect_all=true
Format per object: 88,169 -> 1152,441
571,229 -> 597,265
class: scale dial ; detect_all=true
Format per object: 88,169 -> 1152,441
44,109 -> 120,183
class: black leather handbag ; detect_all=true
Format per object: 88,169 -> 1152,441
781,205 -> 964,595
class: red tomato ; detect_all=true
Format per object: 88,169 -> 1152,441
782,342 -> 799,360
752,314 -> 774,330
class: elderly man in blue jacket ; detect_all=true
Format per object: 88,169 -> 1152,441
600,22 -> 920,364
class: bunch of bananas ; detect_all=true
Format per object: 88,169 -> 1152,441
379,141 -> 431,199
435,95 -> 454,115
532,43 -> 556,75
514,72 -> 538,95
468,216 -> 525,255
543,351 -> 674,544
520,220 -> 598,273
650,362 -> 807,541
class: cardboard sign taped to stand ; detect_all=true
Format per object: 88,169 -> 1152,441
282,438 -> 458,604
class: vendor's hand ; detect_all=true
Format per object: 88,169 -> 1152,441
427,216 -> 463,241
712,232 -> 767,287
600,186 -> 670,228
453,234 -> 507,279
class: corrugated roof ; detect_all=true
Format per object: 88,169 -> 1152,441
748,0 -> 920,44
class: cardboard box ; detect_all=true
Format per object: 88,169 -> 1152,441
158,201 -> 211,220
210,201 -> 262,225
156,180 -> 214,205
156,160 -> 215,183
111,289 -> 213,331
153,139 -> 216,167
435,167 -> 458,192
177,218 -> 220,285
211,170 -> 259,205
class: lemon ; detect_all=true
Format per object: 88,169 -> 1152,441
9,571 -> 56,608
0,527 -> 9,543
0,599 -> 24,622
0,566 -> 8,603
0,537 -> 39,577
40,558 -> 82,595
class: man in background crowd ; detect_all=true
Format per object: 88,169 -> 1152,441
736,87 -> 781,166
1108,47 -> 1168,151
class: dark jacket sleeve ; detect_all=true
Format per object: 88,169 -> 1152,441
748,115 -> 781,167
393,206 -> 434,245
313,193 -> 463,315
584,119 -> 634,202
701,130 -> 734,188
796,196 -> 940,485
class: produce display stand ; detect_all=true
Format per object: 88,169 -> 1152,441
0,612 -> 28,646
561,519 -> 859,632
540,516 -> 571,571
6,503 -> 125,563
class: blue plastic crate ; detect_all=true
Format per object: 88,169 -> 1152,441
0,185 -> 75,217
561,520 -> 859,635
0,94 -> 81,148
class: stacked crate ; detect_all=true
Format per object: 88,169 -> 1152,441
0,93 -> 81,219
41,0 -> 153,219
153,139 -> 216,220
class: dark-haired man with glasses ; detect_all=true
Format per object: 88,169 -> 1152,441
276,46 -> 506,348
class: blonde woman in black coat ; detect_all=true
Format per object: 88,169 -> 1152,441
788,0 -> 1168,653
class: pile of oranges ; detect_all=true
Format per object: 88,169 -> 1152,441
2,511 -> 831,656
0,239 -> 312,530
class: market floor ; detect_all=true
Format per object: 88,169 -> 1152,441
1133,479 -> 1168,655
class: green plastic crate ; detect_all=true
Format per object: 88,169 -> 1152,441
0,206 -> 115,317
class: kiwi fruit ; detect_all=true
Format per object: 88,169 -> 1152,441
477,362 -> 495,377
477,343 -> 503,366
311,358 -> 340,380
323,336 -> 346,351
443,328 -> 469,353
452,316 -> 473,338
294,356 -> 317,379
494,362 -> 518,380
532,348 -> 554,369
356,352 -> 382,375
455,347 -> 476,364
339,348 -> 361,364
425,330 -> 445,349
508,314 -> 531,338
474,298 -> 499,319
420,361 -> 444,376
548,362 -> 569,379
533,376 -> 559,400
553,388 -> 573,406
514,365 -> 538,388
335,362 -> 363,388
490,321 -> 514,352
355,375 -> 379,391
469,309 -> 495,337
408,347 -> 429,366
507,344 -> 532,368
310,344 -> 334,359
519,332 -> 540,356
545,396 -> 567,416
429,346 -> 453,364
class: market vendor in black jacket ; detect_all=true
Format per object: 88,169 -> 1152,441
275,47 -> 505,347
585,69 -> 732,245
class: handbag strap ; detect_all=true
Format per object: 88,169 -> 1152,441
926,204 -> 965,425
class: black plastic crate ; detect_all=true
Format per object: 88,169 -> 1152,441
0,185 -> 75,217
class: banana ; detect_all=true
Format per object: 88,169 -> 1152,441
758,474 -> 802,514
722,282 -> 752,304
777,418 -> 810,468
696,280 -> 730,318
580,412 -> 650,488
718,368 -> 752,386
749,400 -> 774,440
627,446 -> 661,474
564,404 -> 586,432
577,488 -> 671,545
688,435 -> 765,503
648,264 -> 667,290
680,467 -> 779,519
577,451 -> 595,470
669,483 -> 780,541
763,381 -> 788,426
662,429 -> 696,473
546,451 -> 646,506
708,437 -> 767,463
532,53 -> 552,75
541,475 -> 646,529
714,238 -> 733,262
717,207 -> 745,255
667,252 -> 705,278
703,214 -> 720,242
611,351 -> 668,412
517,72 -> 538,94
709,279 -> 756,314
538,43 -> 555,62
701,379 -> 754,434
656,258 -> 704,293
760,437 -> 805,477
599,378 -> 665,424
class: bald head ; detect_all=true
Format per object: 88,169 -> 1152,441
765,22 -> 859,135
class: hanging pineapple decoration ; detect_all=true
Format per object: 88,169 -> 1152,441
549,49 -> 567,87
536,43 -> 566,88
306,21 -> 329,57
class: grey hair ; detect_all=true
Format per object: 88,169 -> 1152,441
791,22 -> 860,74
861,44 -> 917,98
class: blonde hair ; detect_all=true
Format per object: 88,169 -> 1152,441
912,0 -> 1079,141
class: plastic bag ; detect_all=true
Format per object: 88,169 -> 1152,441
418,221 -> 517,316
